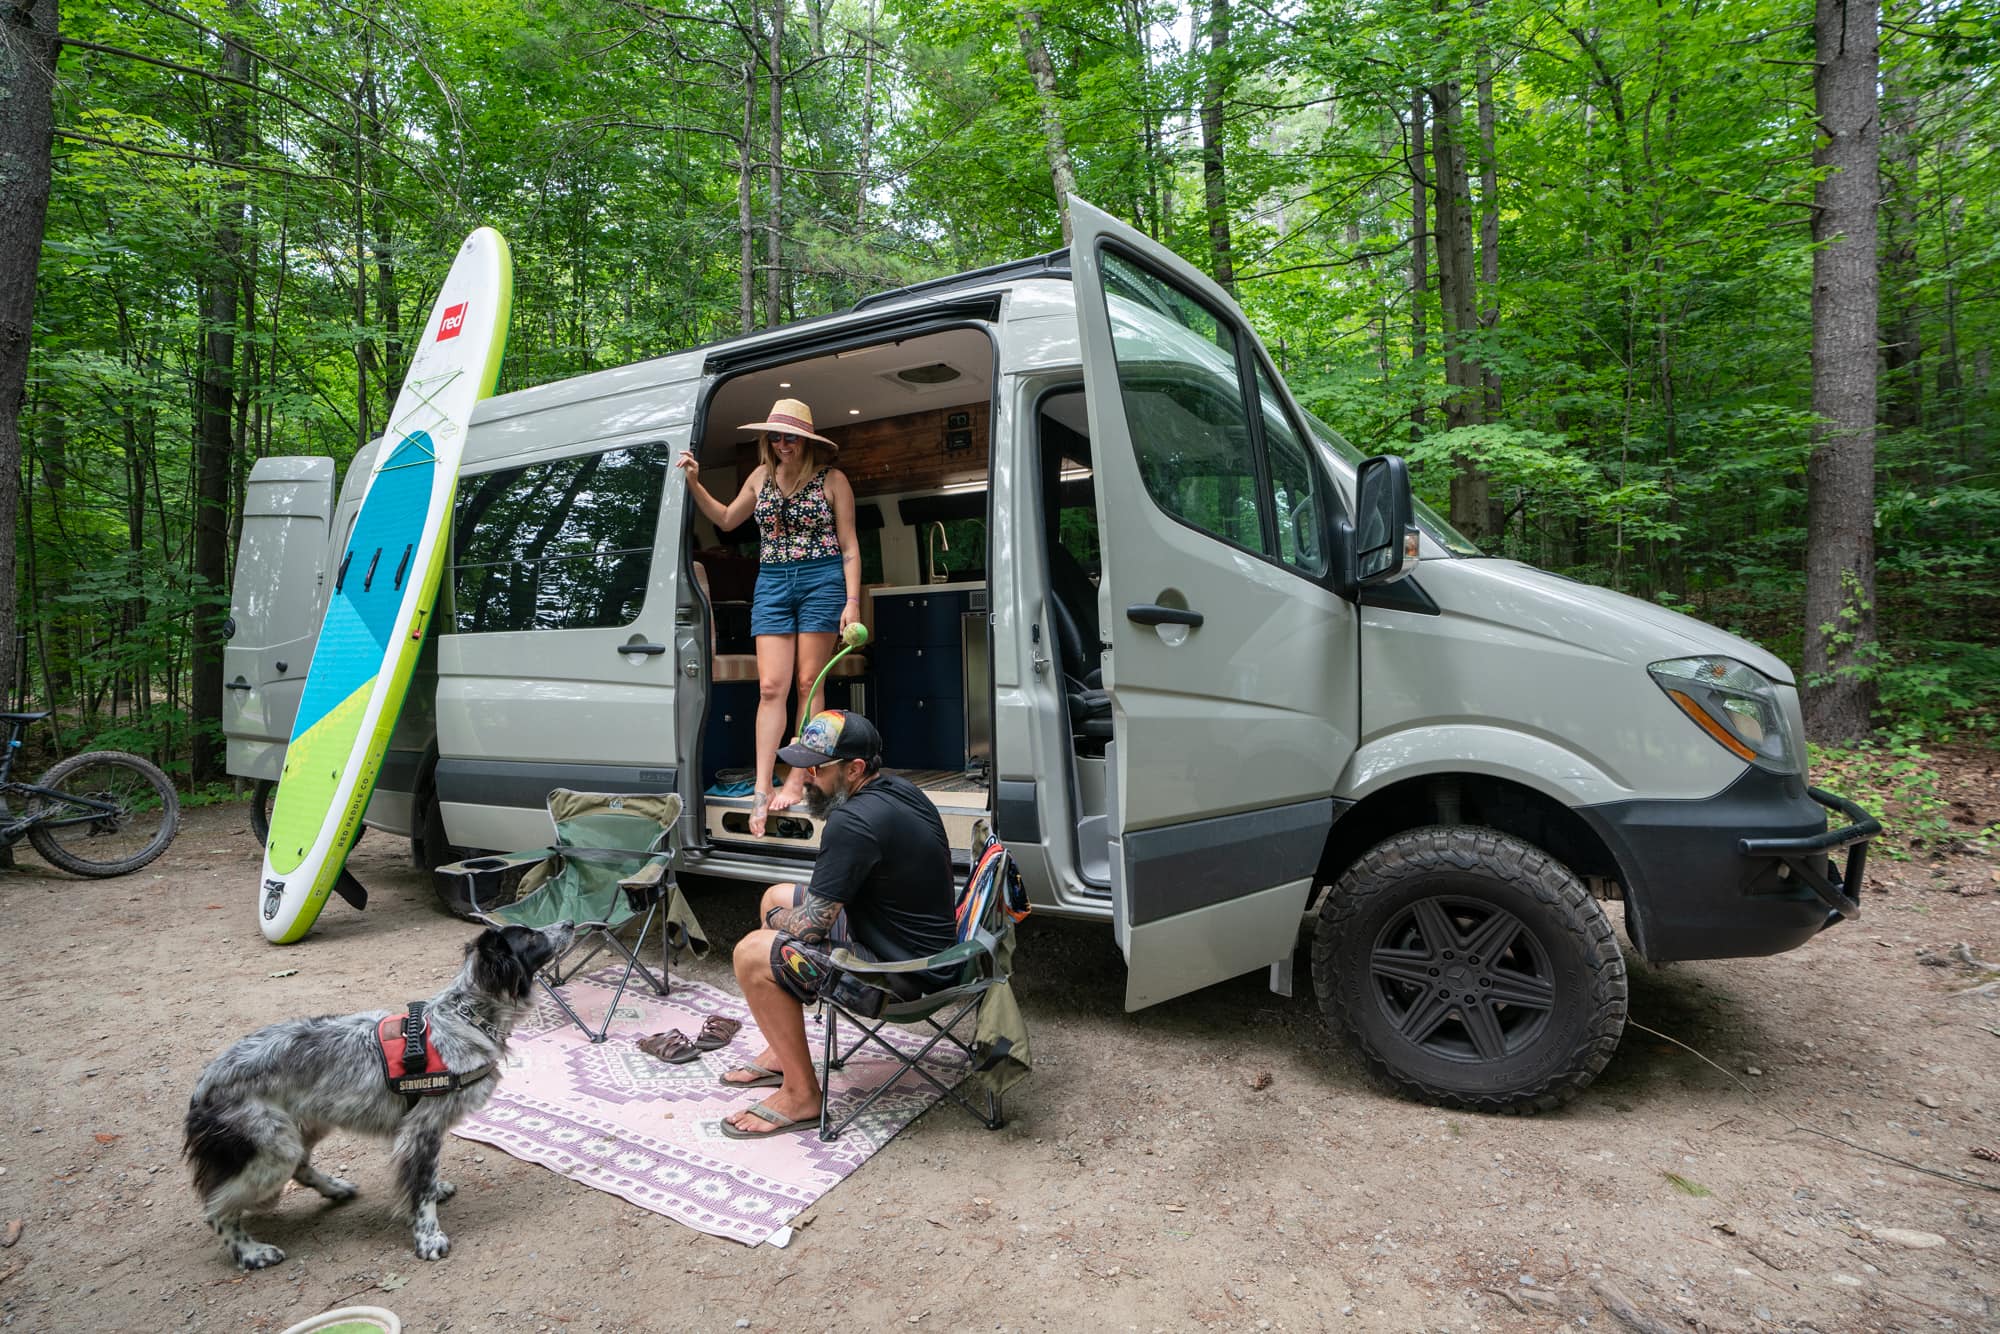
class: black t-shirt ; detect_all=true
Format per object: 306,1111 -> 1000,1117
808,773 -> 957,988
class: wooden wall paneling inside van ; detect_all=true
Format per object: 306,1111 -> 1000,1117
731,402 -> 989,499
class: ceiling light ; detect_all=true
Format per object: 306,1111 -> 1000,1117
937,479 -> 987,494
778,382 -> 791,389
848,409 -> 861,415
1060,466 -> 1093,481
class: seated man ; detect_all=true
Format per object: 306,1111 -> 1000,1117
721,709 -> 956,1138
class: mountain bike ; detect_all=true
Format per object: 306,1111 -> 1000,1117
0,711 -> 181,877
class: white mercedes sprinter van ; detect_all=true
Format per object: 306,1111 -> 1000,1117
224,199 -> 1876,1112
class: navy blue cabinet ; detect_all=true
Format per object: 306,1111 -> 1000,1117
870,588 -> 974,771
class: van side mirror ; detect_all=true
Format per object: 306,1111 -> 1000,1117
1345,454 -> 1418,592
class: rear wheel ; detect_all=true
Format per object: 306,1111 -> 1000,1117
26,750 -> 181,877
1312,825 -> 1627,1114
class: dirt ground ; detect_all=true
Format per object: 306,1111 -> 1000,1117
0,789 -> 1996,1334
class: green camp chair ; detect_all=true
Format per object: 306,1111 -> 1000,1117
434,790 -> 706,1044
815,828 -> 1031,1141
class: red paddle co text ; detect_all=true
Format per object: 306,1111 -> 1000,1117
436,302 -> 468,341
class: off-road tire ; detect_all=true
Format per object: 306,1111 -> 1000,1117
1312,825 -> 1626,1114
26,750 -> 181,878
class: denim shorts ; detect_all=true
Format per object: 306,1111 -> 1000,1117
750,556 -> 845,636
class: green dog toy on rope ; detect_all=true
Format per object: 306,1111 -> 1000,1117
804,621 -> 870,716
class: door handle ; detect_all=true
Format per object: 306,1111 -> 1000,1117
617,642 -> 668,656
225,678 -> 253,691
1126,604 -> 1204,629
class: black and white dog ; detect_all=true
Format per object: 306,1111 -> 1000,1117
184,921 -> 573,1269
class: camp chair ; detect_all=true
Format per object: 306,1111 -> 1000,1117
434,790 -> 706,1044
814,827 -> 1030,1142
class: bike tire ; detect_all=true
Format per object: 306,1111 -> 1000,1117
26,750 -> 181,877
249,778 -> 275,846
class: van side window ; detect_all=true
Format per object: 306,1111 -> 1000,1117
1255,362 -> 1327,576
1100,252 -> 1269,556
451,446 -> 669,633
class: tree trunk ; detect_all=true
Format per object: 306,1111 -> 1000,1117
0,0 -> 59,725
1431,67 -> 1490,538
1015,9 -> 1077,244
739,55 -> 756,334
1409,89 -> 1428,439
1878,25 -> 1921,432
855,0 -> 875,230
191,0 -> 253,783
765,0 -> 784,328
1802,0 -> 1880,743
365,69 -> 402,386
1200,0 -> 1234,293
1474,18 -> 1501,420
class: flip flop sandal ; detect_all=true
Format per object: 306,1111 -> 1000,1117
690,1014 -> 742,1054
718,1062 -> 783,1089
637,1030 -> 697,1063
718,1100 -> 824,1139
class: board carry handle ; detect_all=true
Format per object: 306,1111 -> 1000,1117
335,550 -> 353,592
363,547 -> 383,592
393,543 -> 413,589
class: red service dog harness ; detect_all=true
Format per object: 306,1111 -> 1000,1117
376,1002 -> 493,1104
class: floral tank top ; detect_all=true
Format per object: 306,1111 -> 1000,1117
755,466 -> 842,564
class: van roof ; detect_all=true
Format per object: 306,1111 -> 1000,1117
466,251 -> 1081,442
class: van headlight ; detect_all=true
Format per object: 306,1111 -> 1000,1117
1648,656 -> 1798,774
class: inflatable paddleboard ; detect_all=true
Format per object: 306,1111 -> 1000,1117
259,227 -> 512,943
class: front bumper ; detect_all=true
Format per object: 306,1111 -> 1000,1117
1579,768 -> 1881,963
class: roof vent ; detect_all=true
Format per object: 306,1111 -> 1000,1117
895,362 -> 962,386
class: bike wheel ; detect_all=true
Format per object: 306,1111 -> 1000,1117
249,778 -> 275,846
26,750 -> 181,877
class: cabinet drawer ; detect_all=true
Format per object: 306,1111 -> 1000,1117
877,694 -> 966,771
872,646 -> 962,700
872,592 -> 969,647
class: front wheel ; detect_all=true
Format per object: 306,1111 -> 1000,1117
26,750 -> 181,877
1312,826 -> 1627,1115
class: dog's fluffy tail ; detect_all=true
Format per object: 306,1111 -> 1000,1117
184,1098 -> 257,1200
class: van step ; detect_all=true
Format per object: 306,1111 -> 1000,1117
701,788 -> 990,855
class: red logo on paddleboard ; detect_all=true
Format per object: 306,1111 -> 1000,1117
437,302 -> 467,341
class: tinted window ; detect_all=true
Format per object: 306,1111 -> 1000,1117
452,446 -> 669,633
1256,362 -> 1327,576
1101,251 -> 1269,555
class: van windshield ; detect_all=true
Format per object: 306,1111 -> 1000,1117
1299,409 -> 1484,558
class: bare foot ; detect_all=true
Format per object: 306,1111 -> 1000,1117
748,790 -> 771,837
769,778 -> 807,814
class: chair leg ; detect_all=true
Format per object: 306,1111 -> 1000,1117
818,1005 -> 838,1143
549,904 -> 662,1044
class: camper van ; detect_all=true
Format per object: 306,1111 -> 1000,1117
224,199 -> 1876,1113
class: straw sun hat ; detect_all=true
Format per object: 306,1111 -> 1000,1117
739,397 -> 837,449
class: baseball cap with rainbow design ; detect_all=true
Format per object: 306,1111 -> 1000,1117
777,709 -> 882,768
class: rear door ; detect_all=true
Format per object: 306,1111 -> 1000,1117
1069,197 -> 1358,1009
433,354 -> 704,851
223,458 -> 336,780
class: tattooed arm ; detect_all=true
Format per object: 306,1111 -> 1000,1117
766,891 -> 843,945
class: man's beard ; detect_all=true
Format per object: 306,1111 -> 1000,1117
800,773 -> 852,819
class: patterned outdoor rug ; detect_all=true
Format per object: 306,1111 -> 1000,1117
452,969 -> 967,1246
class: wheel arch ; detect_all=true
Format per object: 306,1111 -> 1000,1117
1316,772 -> 1637,947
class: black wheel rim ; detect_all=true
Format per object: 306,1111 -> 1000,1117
36,759 -> 170,867
1368,894 -> 1558,1064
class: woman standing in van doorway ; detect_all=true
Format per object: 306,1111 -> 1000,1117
678,398 -> 862,836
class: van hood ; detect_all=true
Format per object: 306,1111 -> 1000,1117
1439,560 -> 1797,685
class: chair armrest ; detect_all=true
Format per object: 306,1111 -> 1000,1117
435,850 -> 552,915
617,856 -> 672,912
829,938 -> 984,976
